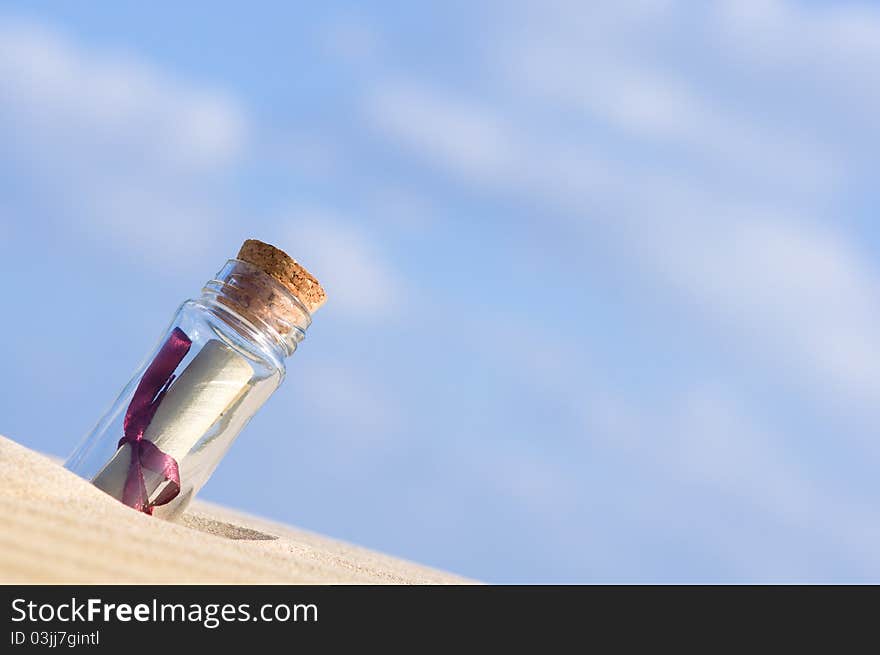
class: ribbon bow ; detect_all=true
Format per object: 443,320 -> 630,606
118,327 -> 192,514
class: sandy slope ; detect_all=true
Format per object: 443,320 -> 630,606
0,436 -> 469,584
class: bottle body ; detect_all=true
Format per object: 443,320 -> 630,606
66,257 -> 312,520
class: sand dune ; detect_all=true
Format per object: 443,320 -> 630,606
0,435 -> 469,584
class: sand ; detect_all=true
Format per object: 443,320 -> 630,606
0,435 -> 470,584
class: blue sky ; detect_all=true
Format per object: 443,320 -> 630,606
2,0 -> 880,582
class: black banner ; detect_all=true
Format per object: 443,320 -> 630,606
0,585 -> 871,650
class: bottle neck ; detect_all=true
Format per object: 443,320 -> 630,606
200,259 -> 312,359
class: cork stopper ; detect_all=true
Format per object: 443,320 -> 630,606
237,239 -> 326,314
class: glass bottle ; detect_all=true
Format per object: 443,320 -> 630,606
65,239 -> 325,520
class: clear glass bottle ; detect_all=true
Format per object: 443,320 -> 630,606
65,240 -> 325,520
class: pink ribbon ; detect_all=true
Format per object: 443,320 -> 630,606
118,327 -> 192,514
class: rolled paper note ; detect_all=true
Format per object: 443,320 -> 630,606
92,339 -> 253,505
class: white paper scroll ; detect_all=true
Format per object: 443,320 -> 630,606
92,339 -> 253,504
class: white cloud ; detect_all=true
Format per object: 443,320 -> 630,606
715,0 -> 880,65
0,20 -> 246,169
584,67 -> 828,186
366,82 -> 614,212
285,210 -> 405,321
0,18 -> 248,263
361,1 -> 880,418
628,205 -> 880,413
366,83 -> 518,187
496,8 -> 841,192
